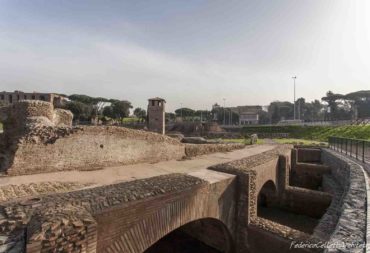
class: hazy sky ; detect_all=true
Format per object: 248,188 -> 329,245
1,0 -> 369,111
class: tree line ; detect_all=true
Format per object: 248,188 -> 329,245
169,90 -> 370,125
61,89 -> 370,124
263,90 -> 370,124
62,94 -> 146,122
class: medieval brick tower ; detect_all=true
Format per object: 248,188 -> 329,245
147,97 -> 166,135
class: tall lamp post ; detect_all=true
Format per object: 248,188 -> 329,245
180,103 -> 183,119
292,76 -> 297,120
223,98 -> 226,125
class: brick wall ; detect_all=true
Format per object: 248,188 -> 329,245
297,148 -> 322,163
185,143 -> 245,157
321,150 -> 367,252
8,126 -> 185,175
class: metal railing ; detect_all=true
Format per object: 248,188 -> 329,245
328,136 -> 370,164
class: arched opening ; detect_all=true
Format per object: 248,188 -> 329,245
257,180 -> 278,217
145,218 -> 234,253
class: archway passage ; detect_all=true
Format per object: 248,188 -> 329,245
257,180 -> 277,212
144,218 -> 233,253
257,180 -> 318,234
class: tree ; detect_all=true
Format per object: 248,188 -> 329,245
133,108 -> 147,122
165,112 -> 176,122
344,90 -> 370,119
102,106 -> 115,118
310,100 -> 325,121
64,101 -> 93,121
258,110 -> 270,124
175,108 -> 195,118
111,100 -> 132,119
322,91 -> 355,120
194,110 -> 212,122
68,94 -> 115,104
268,101 -> 294,123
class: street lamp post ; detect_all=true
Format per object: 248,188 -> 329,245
292,76 -> 297,120
180,103 -> 183,119
223,98 -> 226,125
230,109 -> 232,125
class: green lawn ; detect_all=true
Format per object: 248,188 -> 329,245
222,137 -> 324,146
121,117 -> 140,123
222,138 -> 265,145
272,138 -> 327,146
242,125 -> 370,142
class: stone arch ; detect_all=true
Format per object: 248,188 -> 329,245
257,180 -> 278,216
98,181 -> 236,253
144,217 -> 234,253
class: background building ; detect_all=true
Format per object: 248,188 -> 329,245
0,90 -> 67,107
229,105 -> 263,125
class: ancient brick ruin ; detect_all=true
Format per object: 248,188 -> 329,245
0,101 -> 368,253
0,101 -> 245,176
147,97 -> 166,135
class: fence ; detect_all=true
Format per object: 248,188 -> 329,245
328,137 -> 370,163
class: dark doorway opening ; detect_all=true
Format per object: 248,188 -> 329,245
145,218 -> 233,253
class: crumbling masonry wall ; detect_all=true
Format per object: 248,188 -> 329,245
0,173 -> 235,253
320,149 -> 367,253
0,101 -> 185,175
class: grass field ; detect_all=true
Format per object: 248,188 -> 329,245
272,138 -> 326,146
121,117 -> 140,123
222,138 -> 324,146
222,138 -> 265,145
242,125 -> 370,142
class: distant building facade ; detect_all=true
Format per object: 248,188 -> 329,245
229,105 -> 262,125
0,90 -> 67,107
147,97 -> 166,134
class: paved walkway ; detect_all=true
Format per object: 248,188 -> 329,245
0,144 -> 275,188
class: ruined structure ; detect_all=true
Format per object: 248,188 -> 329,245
0,101 -> 368,253
1,145 -> 368,253
0,90 -> 66,107
0,101 -> 243,176
147,97 -> 165,135
0,101 -> 185,175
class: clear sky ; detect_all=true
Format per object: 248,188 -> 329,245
1,0 -> 369,111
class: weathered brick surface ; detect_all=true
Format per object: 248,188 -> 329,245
279,186 -> 332,218
321,149 -> 367,253
0,144 -> 366,253
0,174 -> 208,253
0,101 -> 187,175
0,182 -> 90,203
184,143 -> 245,157
297,148 -> 322,163
290,163 -> 331,190
7,126 -> 185,175
208,146 -> 293,253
